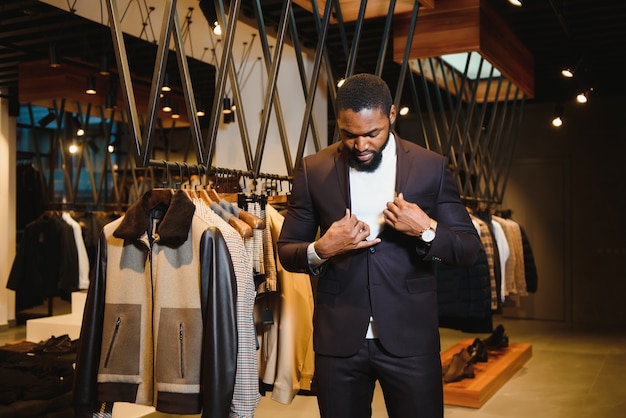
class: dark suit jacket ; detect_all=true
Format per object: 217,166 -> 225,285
277,134 -> 480,357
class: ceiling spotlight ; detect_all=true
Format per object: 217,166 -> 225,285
576,92 -> 588,104
196,101 -> 206,117
552,102 -> 564,127
212,21 -> 222,36
69,144 -> 79,154
222,97 -> 232,114
162,95 -> 172,112
222,98 -> 235,123
107,144 -> 115,153
399,106 -> 410,116
73,114 -> 85,136
561,67 -> 574,78
100,55 -> 110,76
48,45 -> 60,68
161,73 -> 171,92
86,76 -> 97,95
508,0 -> 523,6
171,103 -> 180,119
336,78 -> 345,88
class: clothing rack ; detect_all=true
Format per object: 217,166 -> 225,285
146,159 -> 292,196
45,201 -> 129,213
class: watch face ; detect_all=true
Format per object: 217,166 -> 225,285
421,228 -> 436,243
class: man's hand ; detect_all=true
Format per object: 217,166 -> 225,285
383,193 -> 431,237
314,209 -> 380,259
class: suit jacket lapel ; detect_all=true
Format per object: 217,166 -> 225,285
333,143 -> 351,210
394,134 -> 413,195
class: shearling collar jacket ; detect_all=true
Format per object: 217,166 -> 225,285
73,189 -> 238,418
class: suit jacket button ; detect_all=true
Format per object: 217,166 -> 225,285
369,247 -> 376,254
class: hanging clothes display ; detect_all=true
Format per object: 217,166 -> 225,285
191,191 -> 261,417
493,215 -> 528,302
7,212 -> 80,312
255,204 -> 315,404
519,225 -> 538,292
15,162 -> 47,233
436,243 -> 493,333
470,215 -> 500,311
61,212 -> 90,290
435,207 -> 538,334
72,188 -> 260,418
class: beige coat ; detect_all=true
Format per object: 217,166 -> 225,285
256,204 -> 315,404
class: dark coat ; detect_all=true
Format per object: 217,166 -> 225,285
277,135 -> 481,357
7,214 -> 79,311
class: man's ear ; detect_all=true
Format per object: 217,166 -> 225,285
389,104 -> 397,125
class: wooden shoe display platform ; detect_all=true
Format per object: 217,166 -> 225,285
440,338 -> 532,408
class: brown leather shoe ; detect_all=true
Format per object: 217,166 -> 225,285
443,348 -> 476,382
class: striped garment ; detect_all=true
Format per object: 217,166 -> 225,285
193,198 -> 260,417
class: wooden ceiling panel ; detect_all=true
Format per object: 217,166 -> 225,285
393,0 -> 534,98
292,0 -> 434,23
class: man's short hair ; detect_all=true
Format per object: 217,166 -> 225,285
336,73 -> 393,117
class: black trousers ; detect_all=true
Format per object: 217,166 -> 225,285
315,339 -> 443,418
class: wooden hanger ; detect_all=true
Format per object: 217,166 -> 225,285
200,189 -> 253,238
210,188 -> 265,230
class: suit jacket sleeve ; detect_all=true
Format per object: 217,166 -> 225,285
277,155 -> 325,275
415,154 -> 481,267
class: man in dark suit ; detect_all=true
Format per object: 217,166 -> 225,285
278,73 -> 481,418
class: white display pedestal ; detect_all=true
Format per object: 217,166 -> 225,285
26,291 -> 87,342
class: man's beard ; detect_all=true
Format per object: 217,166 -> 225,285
348,134 -> 389,173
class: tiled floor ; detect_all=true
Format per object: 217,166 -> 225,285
2,316 -> 625,418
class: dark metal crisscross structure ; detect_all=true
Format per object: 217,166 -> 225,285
104,0 -> 525,205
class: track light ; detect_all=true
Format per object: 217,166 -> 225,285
561,67 -> 574,78
576,87 -> 593,104
86,76 -> 97,95
162,95 -> 172,112
551,103 -> 564,127
161,73 -> 171,92
222,97 -> 232,114
73,114 -> 85,136
196,101 -> 206,117
212,21 -> 222,36
49,45 -> 60,68
399,106 -> 410,116
171,103 -> 180,119
200,1 -> 222,36
337,78 -> 345,88
99,55 -> 110,76
69,143 -> 79,154
508,0 -> 523,6
222,98 -> 235,123
38,110 -> 57,127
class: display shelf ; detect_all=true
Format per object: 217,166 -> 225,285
441,338 -> 532,408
